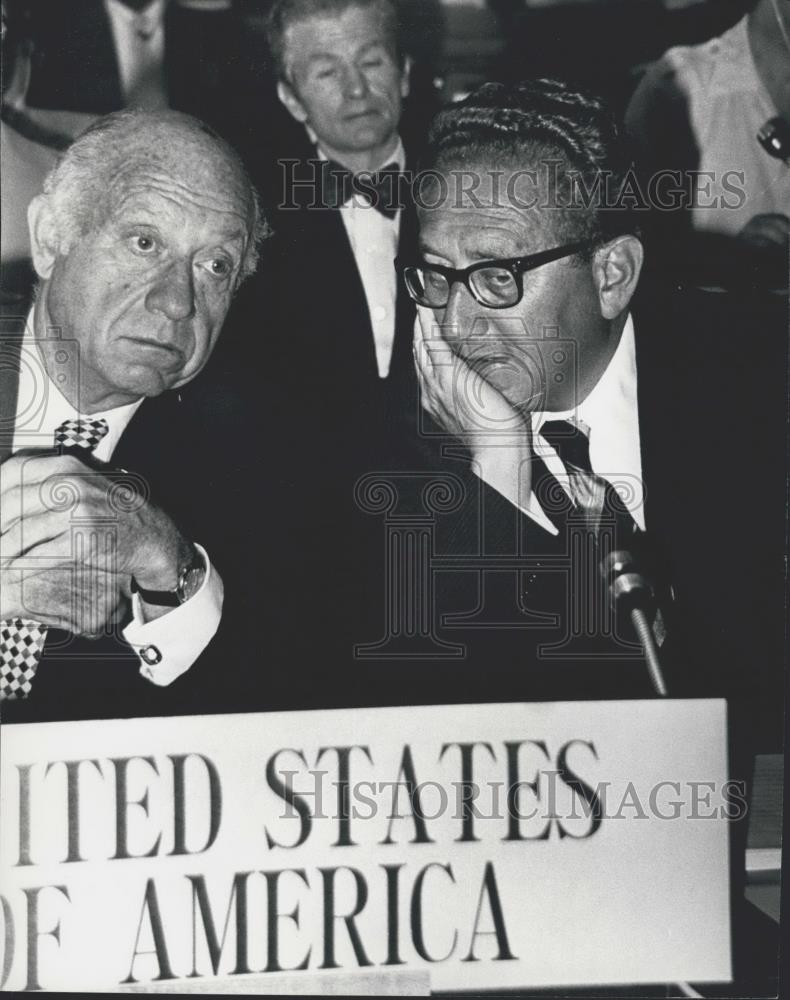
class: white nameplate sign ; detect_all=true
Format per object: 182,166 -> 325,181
0,699 -> 732,992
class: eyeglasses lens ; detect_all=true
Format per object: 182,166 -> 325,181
470,267 -> 519,307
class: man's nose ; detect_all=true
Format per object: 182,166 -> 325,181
343,64 -> 370,99
438,281 -> 475,341
145,260 -> 196,321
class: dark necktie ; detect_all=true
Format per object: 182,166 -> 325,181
538,419 -> 667,649
538,419 -> 638,541
321,160 -> 402,218
0,418 -> 110,700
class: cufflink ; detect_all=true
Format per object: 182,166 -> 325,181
139,645 -> 163,666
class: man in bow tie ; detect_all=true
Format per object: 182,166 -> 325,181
241,0 -> 432,667
260,0 -> 421,464
0,108 -> 266,721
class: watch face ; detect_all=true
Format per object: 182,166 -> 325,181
178,566 -> 205,604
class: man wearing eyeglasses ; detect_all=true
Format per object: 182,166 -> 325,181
397,80 -> 784,755
391,83 -> 785,988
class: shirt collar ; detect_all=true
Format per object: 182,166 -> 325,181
22,306 -> 143,459
104,0 -> 167,30
532,315 -> 644,531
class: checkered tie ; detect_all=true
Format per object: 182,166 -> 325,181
0,418 -> 110,700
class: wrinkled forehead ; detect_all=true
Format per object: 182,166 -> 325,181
103,126 -> 255,225
282,3 -> 393,65
416,160 -> 561,251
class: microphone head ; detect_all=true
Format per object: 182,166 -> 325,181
757,117 -> 790,164
600,549 -> 637,584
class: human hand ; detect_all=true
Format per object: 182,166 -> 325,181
0,559 -> 127,637
412,308 -> 533,505
1,453 -> 192,628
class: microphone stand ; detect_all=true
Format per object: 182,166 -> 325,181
601,550 -> 668,697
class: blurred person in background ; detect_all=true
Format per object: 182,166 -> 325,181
222,0 -> 437,684
626,0 -> 790,289
255,0 -> 429,469
1,0 -> 251,288
1,1 -> 95,295
19,0 -> 245,125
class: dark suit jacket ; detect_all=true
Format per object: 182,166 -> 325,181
0,320 -> 281,723
249,143 -> 422,469
430,279 -> 786,750
215,143 -> 431,643
22,0 -> 248,138
256,277 -> 786,758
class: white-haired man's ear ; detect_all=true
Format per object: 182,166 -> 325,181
277,80 -> 308,124
27,194 -> 62,280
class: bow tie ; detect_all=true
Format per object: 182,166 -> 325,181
321,160 -> 402,219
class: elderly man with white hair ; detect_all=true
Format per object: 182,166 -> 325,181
0,108 -> 266,721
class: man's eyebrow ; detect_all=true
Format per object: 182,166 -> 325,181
358,39 -> 388,54
417,240 -> 445,259
305,50 -> 339,64
214,230 -> 247,249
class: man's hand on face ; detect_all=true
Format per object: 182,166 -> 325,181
0,453 -> 193,632
413,308 -> 534,508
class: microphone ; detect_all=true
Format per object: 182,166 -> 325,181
757,117 -> 790,165
600,550 -> 667,697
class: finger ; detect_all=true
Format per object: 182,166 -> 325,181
10,527 -> 120,571
413,354 -> 432,412
418,305 -> 461,370
1,511 -> 71,560
8,562 -> 128,634
6,562 -> 77,630
1,452 -> 83,488
428,337 -> 465,398
1,455 -> 99,533
415,304 -> 434,344
413,313 -> 435,380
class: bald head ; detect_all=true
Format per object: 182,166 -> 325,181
41,109 -> 266,281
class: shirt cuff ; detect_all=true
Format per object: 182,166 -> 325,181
122,544 -> 224,686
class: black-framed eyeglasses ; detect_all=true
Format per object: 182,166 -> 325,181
395,240 -> 594,309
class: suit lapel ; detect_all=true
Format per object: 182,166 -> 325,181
389,187 -> 418,385
325,208 -> 381,383
0,293 -> 33,462
0,336 -> 22,463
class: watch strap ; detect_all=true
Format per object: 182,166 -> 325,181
131,546 -> 205,607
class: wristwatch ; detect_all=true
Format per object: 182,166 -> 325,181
131,546 -> 206,607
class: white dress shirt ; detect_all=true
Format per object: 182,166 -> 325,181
318,141 -> 404,379
9,313 -> 223,686
489,316 -> 645,535
104,0 -> 168,110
